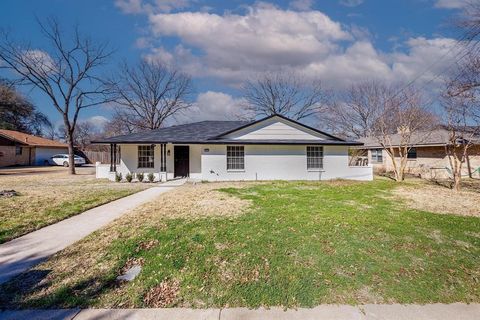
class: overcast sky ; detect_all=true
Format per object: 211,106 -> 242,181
0,0 -> 467,129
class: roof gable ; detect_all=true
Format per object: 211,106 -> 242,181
216,115 -> 343,141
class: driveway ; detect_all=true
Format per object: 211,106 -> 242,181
0,165 -> 95,176
0,179 -> 185,284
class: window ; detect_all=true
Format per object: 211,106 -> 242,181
407,147 -> 417,159
138,145 -> 154,168
371,149 -> 383,163
307,146 -> 323,170
15,146 -> 22,156
227,146 -> 245,170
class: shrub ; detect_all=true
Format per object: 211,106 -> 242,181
147,173 -> 155,183
126,173 -> 133,182
115,172 -> 122,182
137,172 -> 144,182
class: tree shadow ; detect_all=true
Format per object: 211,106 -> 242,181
0,267 -> 120,309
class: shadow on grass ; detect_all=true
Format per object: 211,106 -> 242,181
0,268 -> 120,309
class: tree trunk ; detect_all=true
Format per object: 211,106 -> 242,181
453,171 -> 461,191
66,129 -> 76,175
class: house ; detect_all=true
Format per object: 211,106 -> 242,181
357,127 -> 480,179
92,115 -> 372,181
0,129 -> 69,167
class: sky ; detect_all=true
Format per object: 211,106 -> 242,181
0,0 -> 468,130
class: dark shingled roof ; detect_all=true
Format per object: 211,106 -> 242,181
93,120 -> 250,144
92,116 -> 362,146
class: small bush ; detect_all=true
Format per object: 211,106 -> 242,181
148,173 -> 155,183
115,172 -> 122,182
126,173 -> 133,183
137,172 -> 144,182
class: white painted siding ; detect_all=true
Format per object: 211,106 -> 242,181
34,147 -> 68,165
115,144 -> 174,181
224,118 -> 327,140
201,144 -> 372,181
100,143 -> 372,182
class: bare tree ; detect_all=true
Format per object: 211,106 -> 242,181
0,18 -> 114,174
374,86 -> 437,182
441,91 -> 480,191
437,1 -> 480,190
110,60 -> 193,131
326,80 -> 385,139
103,113 -> 138,137
242,71 -> 330,121
59,121 -> 99,150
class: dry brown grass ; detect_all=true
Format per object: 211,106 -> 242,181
0,167 -> 149,242
132,182 -> 253,221
394,183 -> 480,217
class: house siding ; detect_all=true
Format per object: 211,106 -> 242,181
106,144 -> 372,182
201,144 -> 372,181
0,146 -> 34,167
368,145 -> 480,179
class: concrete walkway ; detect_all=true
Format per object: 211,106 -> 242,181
0,179 -> 185,284
0,304 -> 478,320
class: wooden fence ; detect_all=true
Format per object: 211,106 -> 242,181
81,150 -> 119,164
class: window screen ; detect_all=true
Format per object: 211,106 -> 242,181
372,149 -> 383,163
307,146 -> 323,170
227,146 -> 245,170
138,145 -> 154,168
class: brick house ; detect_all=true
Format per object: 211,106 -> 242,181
357,128 -> 480,179
0,130 -> 68,167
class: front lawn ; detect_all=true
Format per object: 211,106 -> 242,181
0,167 -> 149,243
1,179 -> 479,308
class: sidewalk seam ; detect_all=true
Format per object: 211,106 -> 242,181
218,308 -> 222,320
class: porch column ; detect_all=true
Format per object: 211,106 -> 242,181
109,143 -> 114,172
113,144 -> 117,172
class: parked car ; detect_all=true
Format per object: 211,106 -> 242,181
49,154 -> 86,167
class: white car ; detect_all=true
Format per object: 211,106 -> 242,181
49,154 -> 86,167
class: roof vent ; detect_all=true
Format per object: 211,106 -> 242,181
25,137 -> 28,143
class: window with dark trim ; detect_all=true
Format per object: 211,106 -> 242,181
15,146 -> 22,156
371,148 -> 383,163
138,145 -> 154,168
307,146 -> 323,170
227,146 -> 245,170
407,147 -> 417,159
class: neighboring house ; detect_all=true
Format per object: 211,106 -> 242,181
92,114 -> 372,181
0,130 -> 68,167
357,128 -> 480,179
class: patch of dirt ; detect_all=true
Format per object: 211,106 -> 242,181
393,185 -> 480,217
143,279 -> 180,307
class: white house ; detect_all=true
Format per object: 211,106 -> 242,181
93,115 -> 372,181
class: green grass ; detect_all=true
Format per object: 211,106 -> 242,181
1,179 -> 479,308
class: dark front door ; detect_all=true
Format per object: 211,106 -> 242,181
174,146 -> 189,178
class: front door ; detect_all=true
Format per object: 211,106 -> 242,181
174,146 -> 189,178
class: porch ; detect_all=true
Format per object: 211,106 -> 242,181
95,143 -> 201,182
